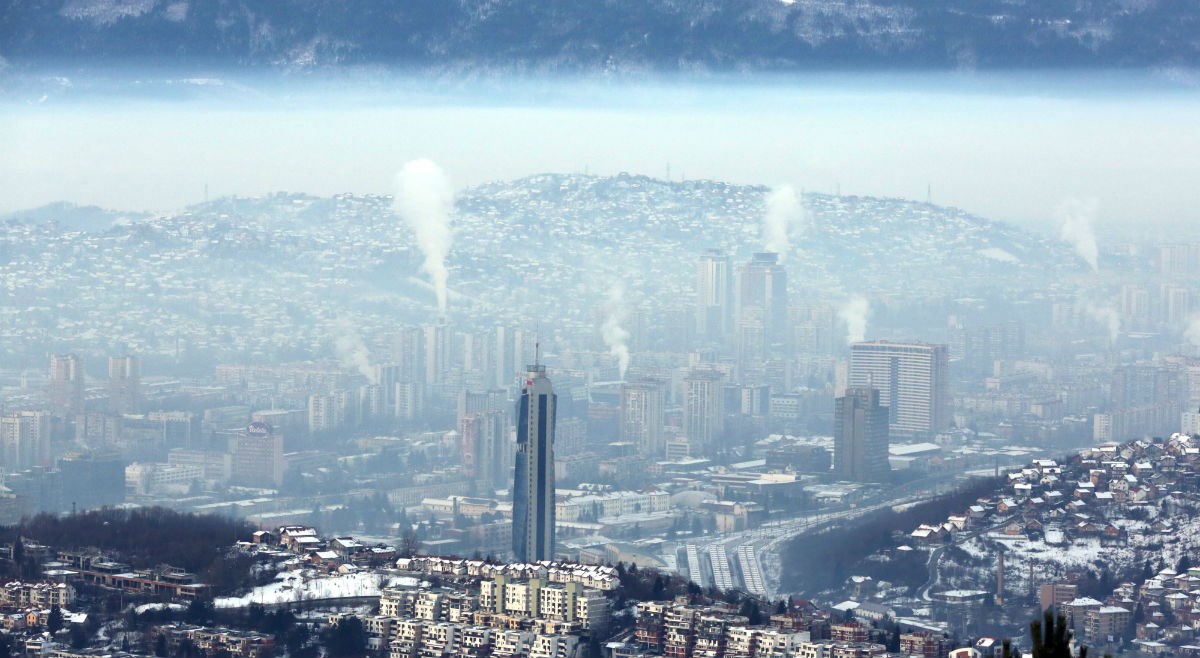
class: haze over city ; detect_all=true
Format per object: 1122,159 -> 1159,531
3,2 -> 1200,658
3,72 -> 1200,235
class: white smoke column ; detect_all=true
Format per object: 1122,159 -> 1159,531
601,284 -> 631,381
1185,313 -> 1200,347
333,323 -> 376,383
838,296 -> 871,344
394,159 -> 455,315
1056,198 -> 1099,272
1083,302 -> 1121,344
763,184 -> 803,261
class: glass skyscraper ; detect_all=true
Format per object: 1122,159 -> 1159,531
512,364 -> 556,563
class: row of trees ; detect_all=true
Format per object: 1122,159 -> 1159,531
3,507 -> 255,573
779,476 -> 1003,594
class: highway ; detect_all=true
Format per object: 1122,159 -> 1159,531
677,479 -> 962,600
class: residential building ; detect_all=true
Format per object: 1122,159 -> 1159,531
683,369 -> 725,452
108,355 -> 141,414
620,379 -> 666,458
49,354 -> 85,418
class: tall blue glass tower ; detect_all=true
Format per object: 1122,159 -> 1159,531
512,364 -> 556,563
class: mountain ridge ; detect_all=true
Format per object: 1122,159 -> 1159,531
2,0 -> 1199,73
0,172 -> 1079,362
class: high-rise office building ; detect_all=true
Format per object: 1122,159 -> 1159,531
230,422 -> 285,488
512,364 -> 556,563
738,252 -> 788,349
848,341 -> 950,435
49,354 -> 85,418
683,369 -> 725,452
834,386 -> 890,482
696,250 -> 733,342
619,379 -> 666,458
108,355 -> 141,414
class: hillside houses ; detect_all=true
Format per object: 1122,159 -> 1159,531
912,434 -> 1200,651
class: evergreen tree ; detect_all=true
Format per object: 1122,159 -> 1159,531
1030,611 -> 1083,658
47,605 -> 64,635
185,599 -> 213,625
886,623 -> 901,653
652,576 -> 666,600
69,624 -> 89,650
322,617 -> 367,658
738,600 -> 762,625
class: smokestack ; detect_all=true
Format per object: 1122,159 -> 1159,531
996,550 -> 1005,605
394,159 -> 455,315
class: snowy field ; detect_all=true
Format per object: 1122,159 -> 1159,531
215,570 -> 422,608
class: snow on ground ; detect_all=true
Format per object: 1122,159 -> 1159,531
940,508 -> 1200,597
956,538 -> 990,559
135,603 -> 186,614
978,247 -> 1020,263
215,570 -> 421,608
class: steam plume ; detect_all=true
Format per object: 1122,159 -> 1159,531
838,296 -> 871,344
394,159 -> 454,315
1082,302 -> 1120,344
601,284 -> 631,381
763,185 -> 803,261
1185,313 -> 1200,347
1056,198 -> 1099,272
333,322 -> 376,383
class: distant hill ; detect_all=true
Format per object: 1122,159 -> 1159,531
0,174 -> 1081,362
1,202 -> 152,232
1,0 -> 1198,72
